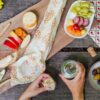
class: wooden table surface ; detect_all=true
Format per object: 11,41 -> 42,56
0,0 -> 99,100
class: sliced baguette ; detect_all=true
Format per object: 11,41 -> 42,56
0,52 -> 18,70
0,69 -> 6,81
42,78 -> 56,91
0,79 -> 11,94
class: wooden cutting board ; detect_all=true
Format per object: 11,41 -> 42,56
0,0 -> 98,94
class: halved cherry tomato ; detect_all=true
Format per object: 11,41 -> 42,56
73,24 -> 80,30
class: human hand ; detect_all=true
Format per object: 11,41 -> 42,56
19,73 -> 52,100
59,63 -> 85,100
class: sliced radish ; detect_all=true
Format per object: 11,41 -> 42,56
0,69 -> 6,81
83,18 -> 89,27
10,31 -> 22,44
73,16 -> 80,24
0,52 -> 18,70
8,37 -> 20,47
4,40 -> 18,50
20,35 -> 31,49
78,17 -> 84,26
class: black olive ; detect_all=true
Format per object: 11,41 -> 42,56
97,80 -> 100,85
92,69 -> 97,75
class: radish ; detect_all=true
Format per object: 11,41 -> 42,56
78,17 -> 84,26
10,31 -> 22,44
8,37 -> 20,47
73,16 -> 80,24
83,18 -> 89,27
4,40 -> 18,50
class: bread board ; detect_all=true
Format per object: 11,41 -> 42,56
0,0 -> 98,94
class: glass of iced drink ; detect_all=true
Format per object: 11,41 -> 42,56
61,60 -> 79,79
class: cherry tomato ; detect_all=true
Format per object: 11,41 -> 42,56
73,24 -> 80,30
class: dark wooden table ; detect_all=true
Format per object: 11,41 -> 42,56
0,0 -> 100,100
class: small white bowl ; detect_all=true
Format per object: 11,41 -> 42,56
88,61 -> 100,91
64,0 -> 95,39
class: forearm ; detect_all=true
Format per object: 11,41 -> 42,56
25,98 -> 31,100
72,93 -> 84,100
19,95 -> 31,100
19,92 -> 31,100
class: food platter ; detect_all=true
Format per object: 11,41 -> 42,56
64,1 -> 95,38
0,0 -> 98,94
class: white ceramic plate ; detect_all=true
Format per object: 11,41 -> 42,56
88,61 -> 100,91
64,0 -> 95,39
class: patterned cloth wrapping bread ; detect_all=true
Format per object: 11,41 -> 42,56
10,0 -> 67,86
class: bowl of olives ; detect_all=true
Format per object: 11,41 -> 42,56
89,61 -> 100,90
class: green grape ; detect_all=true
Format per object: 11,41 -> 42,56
71,7 -> 77,14
74,2 -> 81,7
71,2 -> 94,19
81,7 -> 89,14
0,0 -> 4,10
87,12 -> 92,18
80,2 -> 90,8
75,6 -> 81,11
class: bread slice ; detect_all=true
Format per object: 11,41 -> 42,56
42,78 -> 56,91
0,52 -> 18,70
0,69 -> 6,81
23,12 -> 37,30
0,79 -> 11,94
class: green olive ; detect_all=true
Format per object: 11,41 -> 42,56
93,74 -> 100,80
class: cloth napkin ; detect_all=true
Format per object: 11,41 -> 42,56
88,0 -> 100,46
10,0 -> 67,86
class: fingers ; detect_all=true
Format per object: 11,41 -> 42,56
34,73 -> 52,87
75,63 -> 85,81
59,74 -> 70,85
37,87 -> 47,94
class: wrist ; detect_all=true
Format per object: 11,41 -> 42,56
19,95 -> 31,100
72,93 -> 84,100
19,92 -> 31,100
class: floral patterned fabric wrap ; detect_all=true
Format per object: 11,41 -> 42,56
10,0 -> 67,86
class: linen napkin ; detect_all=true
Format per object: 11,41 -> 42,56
88,0 -> 100,46
10,0 -> 67,86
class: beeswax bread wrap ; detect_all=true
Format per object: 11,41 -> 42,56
10,0 -> 67,86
